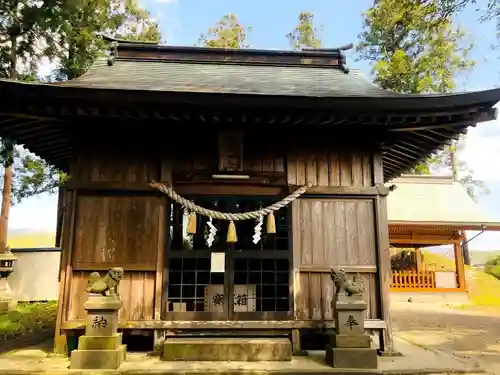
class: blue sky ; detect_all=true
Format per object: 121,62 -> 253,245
12,0 -> 500,251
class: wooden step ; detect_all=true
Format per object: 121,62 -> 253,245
161,337 -> 292,361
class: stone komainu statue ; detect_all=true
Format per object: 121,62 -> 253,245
86,267 -> 124,296
330,267 -> 365,297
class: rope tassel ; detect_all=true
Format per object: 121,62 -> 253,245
227,220 -> 238,243
266,212 -> 276,234
187,212 -> 197,234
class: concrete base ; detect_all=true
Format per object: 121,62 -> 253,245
77,333 -> 123,350
162,337 -> 292,361
70,333 -> 126,370
70,344 -> 126,369
328,333 -> 371,348
0,336 -> 483,375
325,345 -> 378,369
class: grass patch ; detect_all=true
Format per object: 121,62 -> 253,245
0,302 -> 57,343
467,268 -> 500,308
445,268 -> 500,312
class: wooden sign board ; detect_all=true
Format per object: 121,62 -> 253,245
172,302 -> 187,312
204,284 -> 256,313
210,252 -> 225,273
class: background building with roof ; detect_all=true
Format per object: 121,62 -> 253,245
387,175 -> 500,302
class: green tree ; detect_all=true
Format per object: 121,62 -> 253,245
0,0 -> 63,80
286,12 -> 322,50
0,0 -> 69,253
484,254 -> 500,279
358,0 -> 475,93
55,0 -> 161,80
478,0 -> 500,23
198,14 -> 251,48
358,0 -> 486,200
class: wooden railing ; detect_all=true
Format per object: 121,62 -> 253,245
391,270 -> 436,289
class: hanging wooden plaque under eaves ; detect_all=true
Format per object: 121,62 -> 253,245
218,131 -> 243,173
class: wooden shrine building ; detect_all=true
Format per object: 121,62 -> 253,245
387,175 -> 500,298
0,37 -> 499,356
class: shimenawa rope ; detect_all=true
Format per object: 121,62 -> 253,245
149,181 -> 309,221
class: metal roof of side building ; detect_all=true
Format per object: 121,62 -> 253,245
387,174 -> 500,231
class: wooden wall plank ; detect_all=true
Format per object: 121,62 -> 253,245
317,151 -> 329,186
295,199 -> 376,266
72,195 -> 162,271
299,273 -> 310,319
67,271 -> 155,321
321,273 -> 333,320
73,150 -> 159,183
287,149 -> 372,187
309,274 -> 322,320
292,197 -> 378,320
328,151 -> 341,186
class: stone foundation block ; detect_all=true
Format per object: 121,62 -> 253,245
335,310 -> 365,334
162,337 -> 292,361
328,333 -> 371,348
70,344 -> 126,369
325,345 -> 378,369
77,333 -> 123,350
85,311 -> 119,337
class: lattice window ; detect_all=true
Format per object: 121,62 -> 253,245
166,195 -> 291,315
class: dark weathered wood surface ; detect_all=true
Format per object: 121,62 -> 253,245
57,142 -> 388,339
62,319 -> 387,330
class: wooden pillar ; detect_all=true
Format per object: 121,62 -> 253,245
415,247 -> 422,272
154,156 -> 171,320
454,240 -> 466,291
55,187 -> 65,248
372,151 -> 395,355
0,160 -> 13,253
461,231 -> 471,265
156,157 -> 172,347
56,188 -> 66,284
53,189 -> 77,355
291,200 -> 304,355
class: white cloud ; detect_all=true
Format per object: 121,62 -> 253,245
462,115 -> 500,182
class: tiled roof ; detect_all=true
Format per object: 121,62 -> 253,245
56,58 -> 404,98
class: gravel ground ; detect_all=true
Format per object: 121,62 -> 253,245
392,302 -> 500,374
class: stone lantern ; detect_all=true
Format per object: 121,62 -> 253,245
0,249 -> 17,312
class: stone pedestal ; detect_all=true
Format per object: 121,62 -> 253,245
325,294 -> 378,369
0,251 -> 17,312
70,294 -> 126,370
162,338 -> 292,361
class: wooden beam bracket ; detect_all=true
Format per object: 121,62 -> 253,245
62,319 -> 387,330
296,185 -> 385,197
